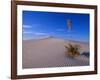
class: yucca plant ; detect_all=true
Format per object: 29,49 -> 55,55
65,44 -> 80,58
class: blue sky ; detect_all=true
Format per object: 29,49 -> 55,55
22,11 -> 90,42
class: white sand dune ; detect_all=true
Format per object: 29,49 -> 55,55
22,37 -> 89,69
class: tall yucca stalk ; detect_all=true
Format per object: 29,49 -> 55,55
65,44 -> 80,57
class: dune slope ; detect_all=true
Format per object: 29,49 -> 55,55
22,38 -> 89,69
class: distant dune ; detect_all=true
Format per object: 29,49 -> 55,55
22,37 -> 89,69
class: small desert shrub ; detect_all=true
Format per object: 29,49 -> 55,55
65,44 -> 80,57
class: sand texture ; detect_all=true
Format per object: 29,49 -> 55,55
22,37 -> 89,69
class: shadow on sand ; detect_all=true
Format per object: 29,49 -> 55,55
81,52 -> 89,57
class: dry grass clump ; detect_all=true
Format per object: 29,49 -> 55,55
65,44 -> 80,58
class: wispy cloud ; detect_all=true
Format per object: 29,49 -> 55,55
23,25 -> 32,28
23,31 -> 47,36
23,31 -> 33,34
34,32 -> 47,35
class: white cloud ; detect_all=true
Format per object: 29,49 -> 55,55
23,31 -> 47,36
23,25 -> 32,28
34,32 -> 47,35
23,31 -> 33,34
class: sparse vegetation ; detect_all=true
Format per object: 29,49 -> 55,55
65,44 -> 80,58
